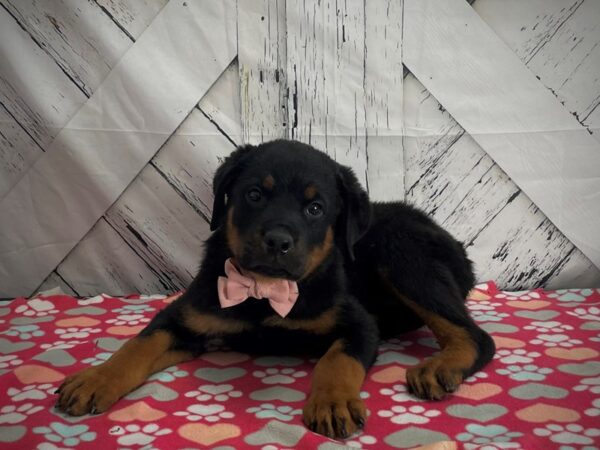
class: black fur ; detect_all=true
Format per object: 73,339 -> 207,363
140,139 -> 495,434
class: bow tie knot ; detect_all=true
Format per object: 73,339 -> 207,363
217,259 -> 299,317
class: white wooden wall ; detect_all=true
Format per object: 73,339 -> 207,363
0,0 -> 599,298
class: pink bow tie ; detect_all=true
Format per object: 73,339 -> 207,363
217,258 -> 299,317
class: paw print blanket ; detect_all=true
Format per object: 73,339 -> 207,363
0,282 -> 599,449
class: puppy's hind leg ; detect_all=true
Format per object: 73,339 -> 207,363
381,269 -> 495,400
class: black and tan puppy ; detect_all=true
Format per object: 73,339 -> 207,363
56,140 -> 495,439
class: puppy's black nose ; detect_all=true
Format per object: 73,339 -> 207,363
263,229 -> 294,254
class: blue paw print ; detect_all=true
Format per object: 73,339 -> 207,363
33,422 -> 96,447
472,310 -> 509,322
456,423 -> 523,445
112,304 -> 155,314
149,365 -> 189,382
2,324 -> 44,340
82,352 -> 112,366
246,403 -> 302,421
496,364 -> 553,381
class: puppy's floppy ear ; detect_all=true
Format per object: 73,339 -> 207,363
210,144 -> 256,231
336,164 -> 371,260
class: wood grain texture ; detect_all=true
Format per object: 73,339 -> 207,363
409,0 -> 600,286
238,0 -> 288,144
95,0 -> 168,40
0,0 -> 237,297
364,0 -> 405,201
286,0 -> 368,186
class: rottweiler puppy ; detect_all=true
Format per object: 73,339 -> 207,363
56,140 -> 495,439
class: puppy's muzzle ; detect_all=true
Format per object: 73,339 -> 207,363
263,228 -> 294,255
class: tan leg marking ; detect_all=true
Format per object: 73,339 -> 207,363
57,331 -> 192,416
400,296 -> 478,399
303,340 -> 366,439
183,305 -> 252,335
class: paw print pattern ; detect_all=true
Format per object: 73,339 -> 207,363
33,422 -> 96,447
149,366 -> 188,382
379,384 -> 424,403
14,299 -> 58,317
54,327 -> 101,339
174,404 -> 234,422
496,364 -> 552,381
0,403 -> 43,424
2,324 -> 44,339
585,398 -> 600,417
568,306 -> 600,321
106,314 -> 150,326
457,424 -> 523,447
497,291 -> 541,301
344,433 -> 378,448
40,340 -> 86,351
524,321 -> 573,333
471,310 -> 509,322
112,305 -> 156,314
252,367 -> 307,384
534,423 -> 600,446
184,384 -> 242,402
246,403 -> 302,421
495,349 -> 541,364
81,352 -> 112,366
0,354 -> 23,369
8,384 -> 56,401
464,371 -> 489,383
466,300 -> 502,311
109,424 -> 171,447
530,334 -> 582,348
573,377 -> 600,394
378,405 -> 441,424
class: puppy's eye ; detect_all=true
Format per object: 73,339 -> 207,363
246,188 -> 262,202
306,202 -> 324,217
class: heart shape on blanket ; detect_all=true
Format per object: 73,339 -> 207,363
55,317 -> 100,327
194,368 -> 246,382
371,366 -> 406,383
14,365 -> 64,383
545,347 -> 599,360
506,300 -> 550,310
178,423 -> 240,446
107,325 -> 145,336
492,336 -> 525,349
515,403 -> 580,423
108,401 -> 166,422
454,383 -> 502,400
200,352 -> 250,366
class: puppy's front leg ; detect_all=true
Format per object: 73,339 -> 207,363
303,339 -> 373,439
56,329 -> 192,416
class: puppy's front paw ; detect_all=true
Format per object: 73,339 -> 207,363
55,366 -> 123,416
303,390 -> 366,439
406,358 -> 464,400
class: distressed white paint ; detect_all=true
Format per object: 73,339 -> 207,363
404,0 -> 600,271
286,0 -> 367,185
238,0 -> 288,143
364,0 -> 405,201
0,0 -> 237,297
95,0 -> 168,40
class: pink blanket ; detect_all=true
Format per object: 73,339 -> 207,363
1,282 -> 599,449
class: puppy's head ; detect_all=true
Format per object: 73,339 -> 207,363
211,140 -> 370,280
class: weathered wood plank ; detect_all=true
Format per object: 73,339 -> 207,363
475,0 -> 599,130
56,218 -> 175,296
0,105 -> 44,199
36,272 -> 79,297
0,5 -> 85,152
95,0 -> 168,40
364,0 -> 404,201
238,0 -> 288,144
103,165 -> 211,290
404,0 -> 600,272
198,61 -> 243,146
0,0 -> 237,297
1,0 -> 134,97
286,0 -> 367,186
